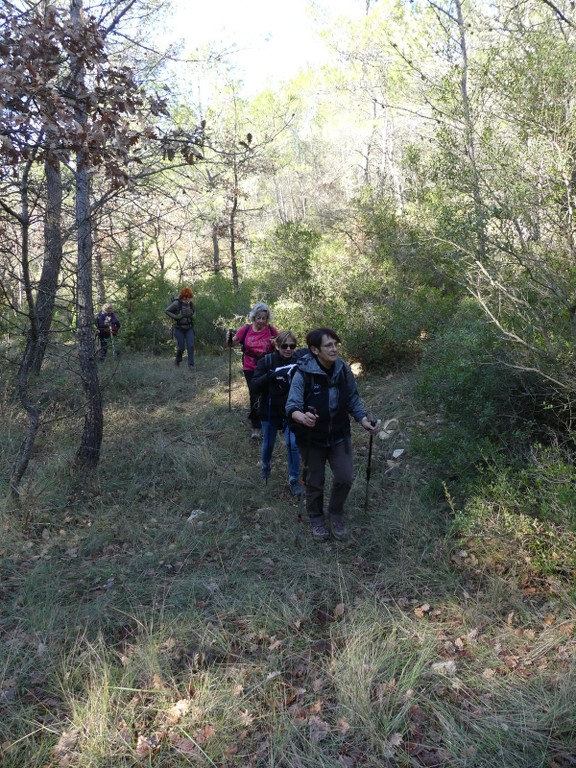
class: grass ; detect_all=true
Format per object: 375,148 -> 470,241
1,349 -> 576,767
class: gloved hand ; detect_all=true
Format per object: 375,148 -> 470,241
227,329 -> 235,347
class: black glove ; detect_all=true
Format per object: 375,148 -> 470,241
227,329 -> 234,347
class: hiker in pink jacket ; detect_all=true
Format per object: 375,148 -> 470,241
227,303 -> 277,439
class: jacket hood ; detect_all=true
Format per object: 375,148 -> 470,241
296,352 -> 345,378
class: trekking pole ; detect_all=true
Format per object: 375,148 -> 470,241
364,419 -> 378,511
227,329 -> 233,412
263,394 -> 273,485
108,324 -> 116,357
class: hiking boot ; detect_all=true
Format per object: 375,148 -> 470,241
251,429 -> 261,440
175,350 -> 183,366
311,522 -> 330,542
331,518 -> 350,542
289,479 -> 303,497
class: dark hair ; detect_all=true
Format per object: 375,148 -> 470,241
306,327 -> 341,351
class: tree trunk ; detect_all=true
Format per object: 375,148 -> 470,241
212,222 -> 220,272
30,151 -> 64,373
455,0 -> 486,258
72,0 -> 103,469
229,193 -> 239,291
9,160 -> 41,498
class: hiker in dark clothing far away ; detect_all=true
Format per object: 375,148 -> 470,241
227,303 -> 277,440
286,327 -> 378,543
166,287 -> 196,369
252,330 -> 307,496
95,303 -> 120,361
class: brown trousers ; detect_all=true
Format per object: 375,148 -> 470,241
302,438 -> 354,523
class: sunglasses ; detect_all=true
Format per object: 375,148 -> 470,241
280,343 -> 297,350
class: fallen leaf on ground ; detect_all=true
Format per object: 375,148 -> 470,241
309,715 -> 330,744
431,660 -> 457,676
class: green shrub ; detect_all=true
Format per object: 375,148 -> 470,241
412,300 -> 546,482
452,454 -> 576,580
416,300 -> 525,432
344,286 -> 455,368
469,444 -> 576,529
192,273 -> 258,350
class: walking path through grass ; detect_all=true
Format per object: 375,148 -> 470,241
1,351 -> 575,767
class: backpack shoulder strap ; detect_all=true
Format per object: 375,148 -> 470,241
237,324 -> 250,349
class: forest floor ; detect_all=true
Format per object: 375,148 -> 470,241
1,349 -> 575,767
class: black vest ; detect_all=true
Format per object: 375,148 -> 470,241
294,366 -> 351,446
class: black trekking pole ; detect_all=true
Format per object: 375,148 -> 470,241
227,329 -> 233,412
263,395 -> 273,486
364,419 -> 377,511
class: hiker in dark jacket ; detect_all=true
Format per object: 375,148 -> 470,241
95,303 -> 120,361
227,303 -> 278,439
252,330 -> 306,495
286,327 -> 377,542
166,287 -> 196,368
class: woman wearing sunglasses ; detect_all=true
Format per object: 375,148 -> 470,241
286,327 -> 378,542
252,331 -> 306,496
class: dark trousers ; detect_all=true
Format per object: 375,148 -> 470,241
98,332 -> 115,358
302,438 -> 354,523
243,370 -> 260,428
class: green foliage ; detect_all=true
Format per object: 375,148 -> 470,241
413,300 -> 538,478
254,221 -> 321,300
102,241 -> 174,353
344,285 -> 455,368
416,300 -> 517,429
463,445 -> 576,530
250,222 -> 341,342
101,243 -> 264,353
192,272 -> 258,349
453,454 -> 576,581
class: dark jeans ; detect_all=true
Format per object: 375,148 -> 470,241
302,438 -> 354,523
174,326 -> 195,366
244,370 -> 261,428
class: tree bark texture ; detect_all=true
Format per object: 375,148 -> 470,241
30,152 -> 64,373
72,0 -> 103,469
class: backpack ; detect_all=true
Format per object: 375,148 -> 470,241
171,298 -> 194,328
